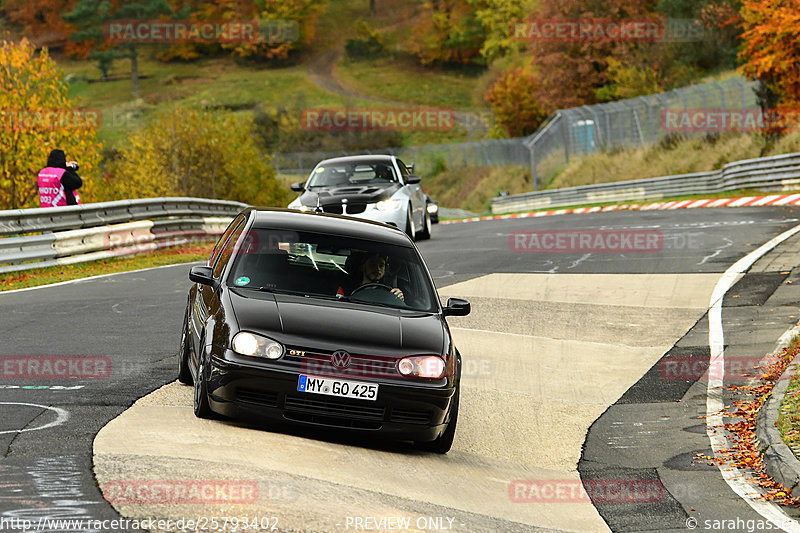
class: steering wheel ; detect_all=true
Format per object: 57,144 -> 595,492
350,282 -> 395,296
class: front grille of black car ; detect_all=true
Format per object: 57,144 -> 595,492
283,395 -> 385,429
322,205 -> 343,214
284,411 -> 382,430
288,352 -> 400,379
389,408 -> 431,425
237,388 -> 279,408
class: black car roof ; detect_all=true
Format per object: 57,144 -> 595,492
247,208 -> 413,247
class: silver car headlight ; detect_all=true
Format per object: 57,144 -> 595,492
427,203 -> 438,214
375,199 -> 404,211
232,332 -> 284,359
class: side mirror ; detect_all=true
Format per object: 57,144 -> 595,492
407,163 -> 415,173
405,175 -> 421,185
189,265 -> 216,287
290,181 -> 305,192
443,297 -> 470,317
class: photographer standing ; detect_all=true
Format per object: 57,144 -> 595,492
37,148 -> 82,207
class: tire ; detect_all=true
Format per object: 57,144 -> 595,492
178,309 -> 193,385
418,209 -> 432,240
416,386 -> 459,454
405,206 -> 416,241
193,359 -> 214,419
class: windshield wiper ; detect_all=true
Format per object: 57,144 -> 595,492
252,286 -> 352,302
248,286 -> 303,296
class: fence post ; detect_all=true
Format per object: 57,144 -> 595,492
529,144 -> 538,191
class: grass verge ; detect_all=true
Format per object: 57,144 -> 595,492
0,241 -> 214,292
778,336 -> 800,456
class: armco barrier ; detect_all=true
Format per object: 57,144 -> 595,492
0,198 -> 247,274
491,152 -> 800,214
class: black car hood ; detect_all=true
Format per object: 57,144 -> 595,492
228,289 -> 445,355
299,182 -> 400,208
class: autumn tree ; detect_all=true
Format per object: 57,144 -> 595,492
0,39 -> 102,209
63,0 -> 189,93
109,108 -> 288,206
484,66 -> 548,137
523,0 -> 659,110
2,0 -> 90,54
739,0 -> 800,108
410,0 -> 487,66
657,0 -> 742,71
472,0 -> 538,62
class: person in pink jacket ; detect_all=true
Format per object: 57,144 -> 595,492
37,149 -> 82,207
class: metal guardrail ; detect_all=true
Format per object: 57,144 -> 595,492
0,198 -> 247,274
0,197 -> 246,236
491,152 -> 800,214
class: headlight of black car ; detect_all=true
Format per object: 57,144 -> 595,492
397,355 -> 446,379
231,332 -> 284,359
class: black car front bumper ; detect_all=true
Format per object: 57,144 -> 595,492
205,351 -> 456,442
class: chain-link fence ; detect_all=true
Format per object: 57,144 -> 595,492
274,76 -> 759,190
273,138 -> 530,177
525,76 -> 758,189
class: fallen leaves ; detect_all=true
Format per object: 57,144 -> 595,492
706,339 -> 800,506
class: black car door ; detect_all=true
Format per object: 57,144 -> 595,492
192,215 -> 247,368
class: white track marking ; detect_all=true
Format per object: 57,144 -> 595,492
0,402 -> 70,435
706,222 -> 800,532
0,261 -> 202,295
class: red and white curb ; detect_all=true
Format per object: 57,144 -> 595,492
441,194 -> 800,225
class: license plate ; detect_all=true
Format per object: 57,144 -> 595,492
297,375 -> 378,401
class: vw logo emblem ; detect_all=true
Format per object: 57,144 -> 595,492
331,350 -> 351,369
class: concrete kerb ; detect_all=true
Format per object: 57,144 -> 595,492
440,193 -> 800,225
756,324 -> 800,499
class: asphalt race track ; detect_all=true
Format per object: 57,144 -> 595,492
3,207 -> 800,532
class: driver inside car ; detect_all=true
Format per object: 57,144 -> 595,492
345,252 -> 404,301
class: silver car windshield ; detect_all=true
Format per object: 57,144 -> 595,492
306,161 -> 398,188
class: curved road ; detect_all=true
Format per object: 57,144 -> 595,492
1,207 -> 800,532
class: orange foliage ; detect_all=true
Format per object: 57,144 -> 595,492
525,0 -> 658,110
3,0 -> 84,53
739,0 -> 800,107
484,66 -> 548,137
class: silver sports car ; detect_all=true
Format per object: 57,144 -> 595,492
287,155 -> 432,240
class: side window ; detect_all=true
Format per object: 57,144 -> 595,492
396,159 -> 410,178
211,217 -> 247,278
209,214 -> 245,266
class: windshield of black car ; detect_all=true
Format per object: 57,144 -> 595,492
226,229 -> 437,312
306,162 -> 398,188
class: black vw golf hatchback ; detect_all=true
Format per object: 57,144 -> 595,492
178,208 -> 470,453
